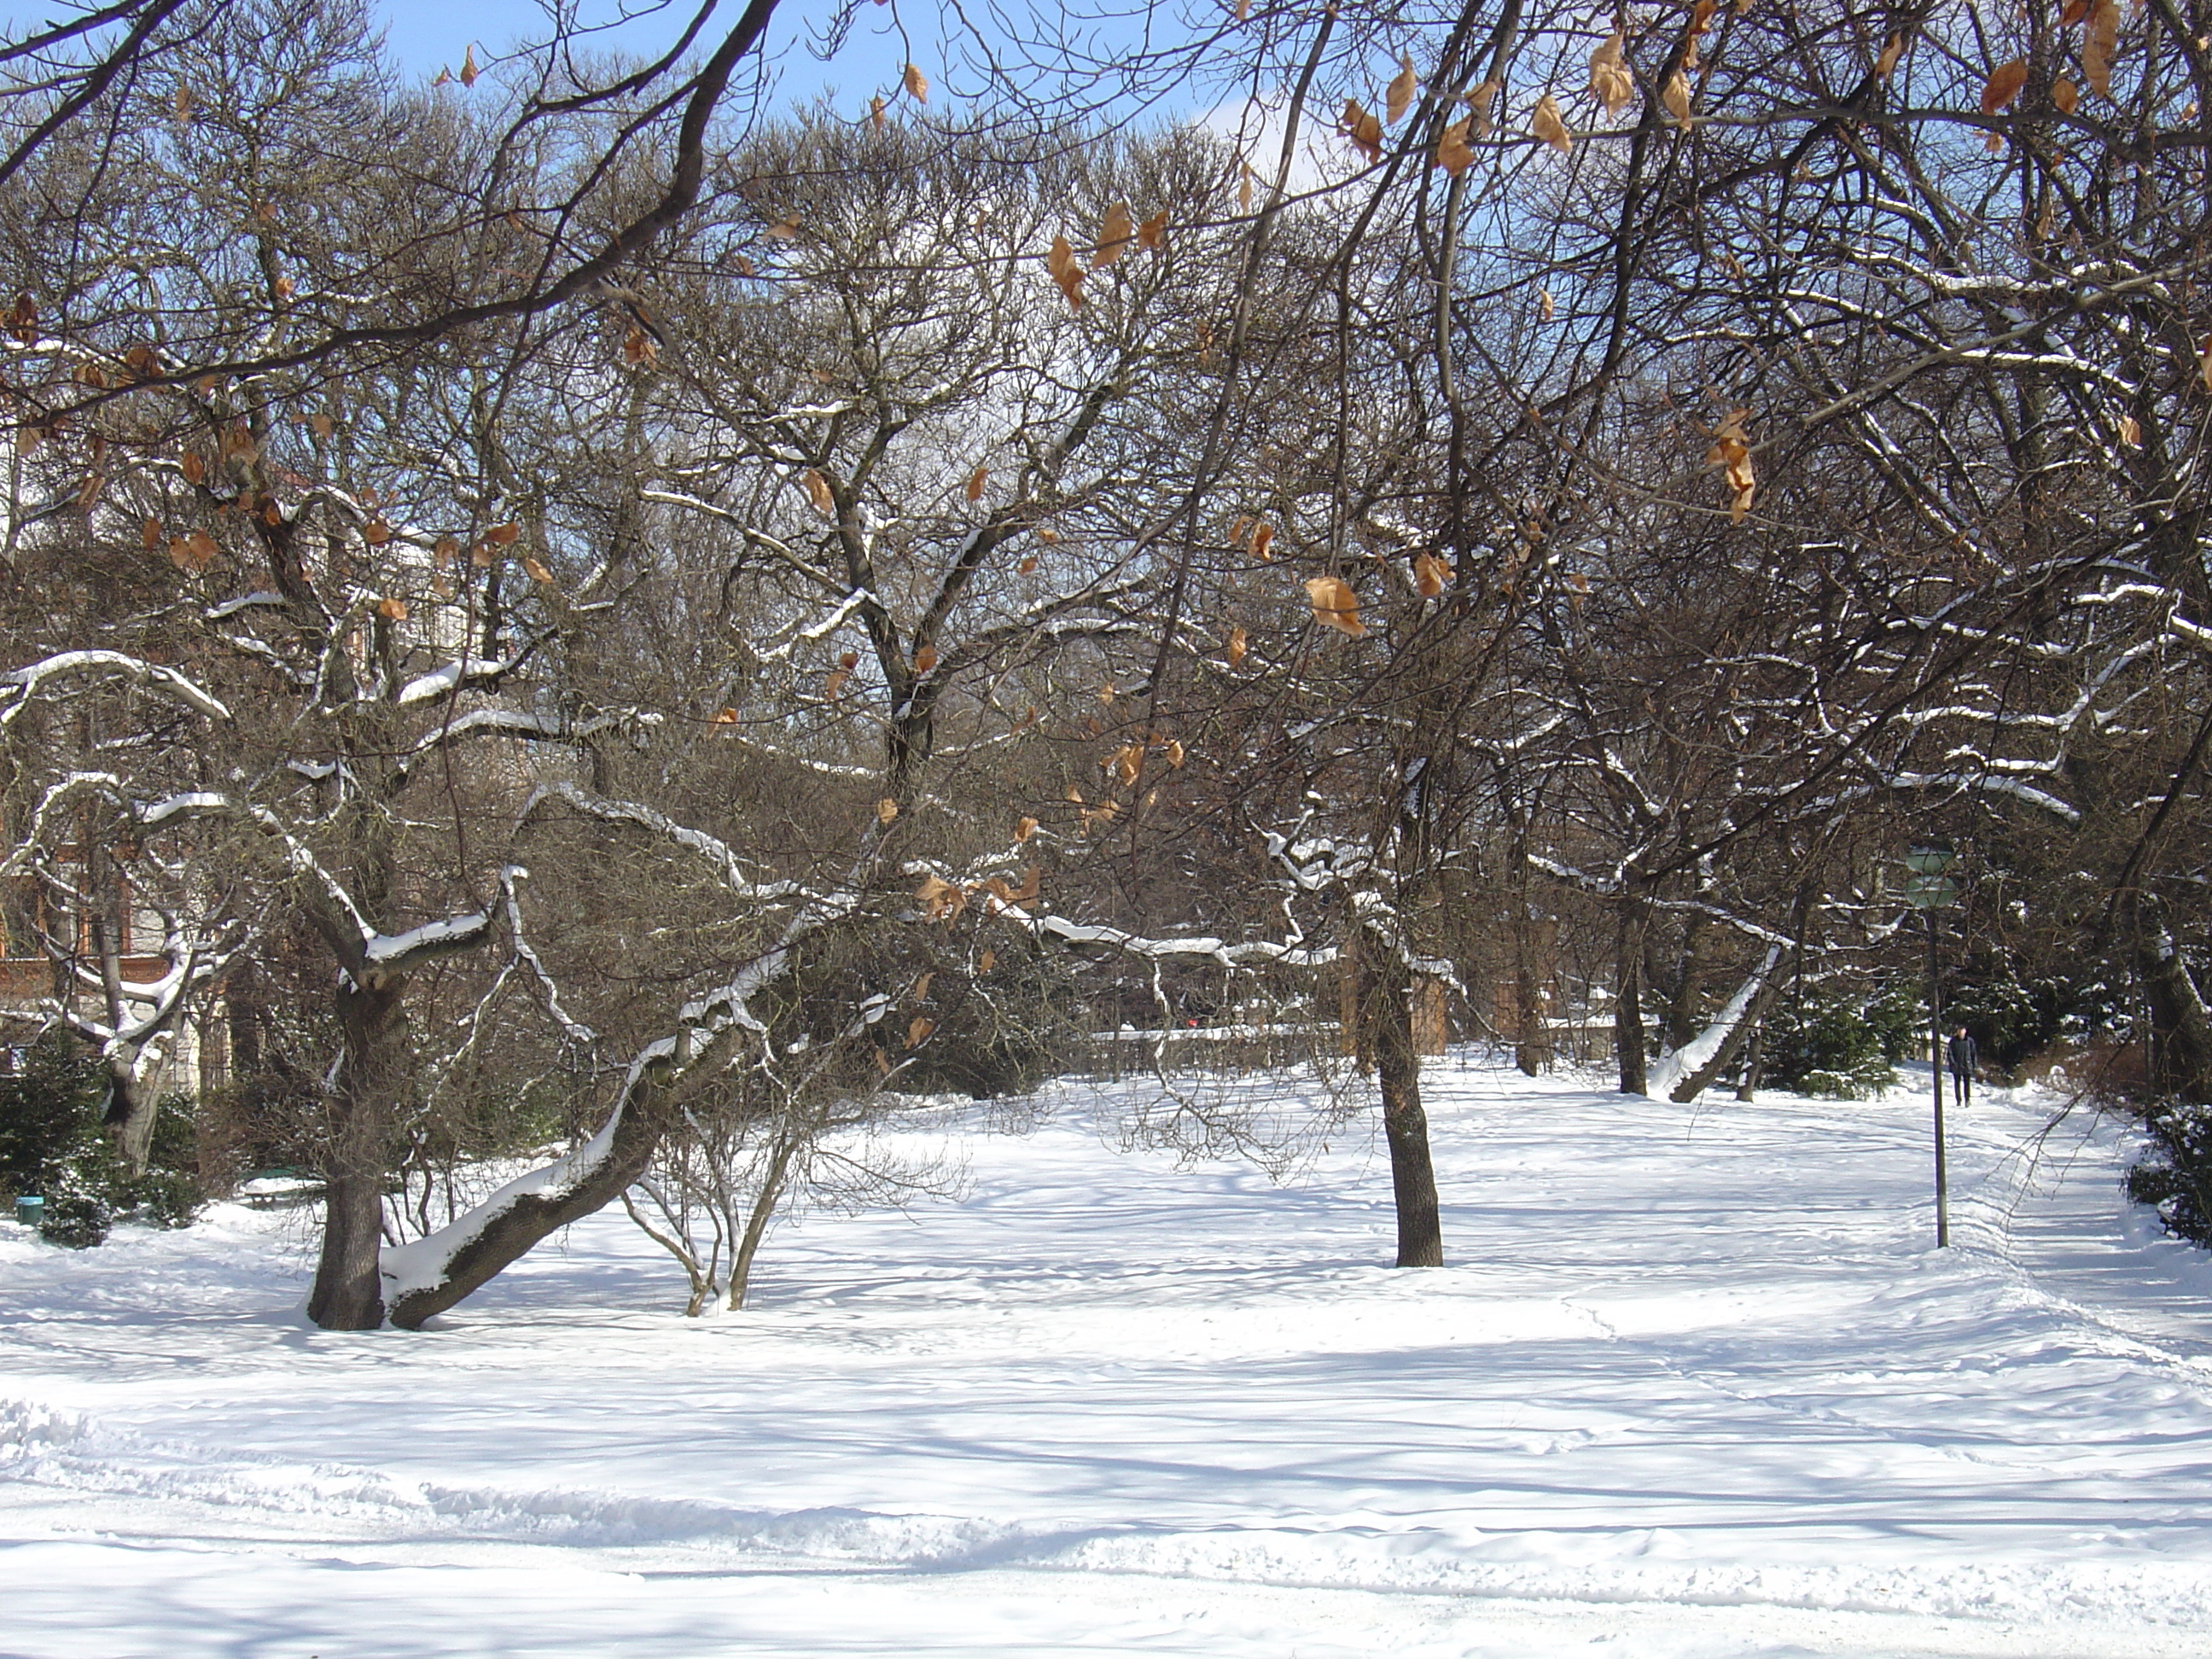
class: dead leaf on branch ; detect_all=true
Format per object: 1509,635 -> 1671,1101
1662,69 -> 1695,127
2084,1 -> 2118,101
965,464 -> 988,503
1047,235 -> 1085,310
2053,78 -> 2081,116
913,645 -> 939,675
1304,574 -> 1367,637
1414,552 -> 1453,597
876,798 -> 899,825
1703,408 -> 1757,522
1250,521 -> 1274,561
903,62 -> 929,102
1342,99 -> 1382,162
1015,816 -> 1038,842
377,597 -> 408,621
1530,94 -> 1573,156
1981,59 -> 2029,117
1226,625 -> 1249,667
1137,207 -> 1168,252
1589,32 -> 1636,118
905,1016 -> 934,1050
1093,201 -> 1133,267
460,44 -> 480,87
1876,33 -> 1906,79
803,468 -> 835,515
1387,54 -> 1418,125
1435,117 -> 1475,176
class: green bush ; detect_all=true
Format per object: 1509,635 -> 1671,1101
1763,985 -> 1918,1098
2128,1103 -> 2212,1248
38,1186 -> 112,1249
1,1035 -> 204,1240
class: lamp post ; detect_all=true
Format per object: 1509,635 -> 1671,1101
1903,841 -> 1961,1248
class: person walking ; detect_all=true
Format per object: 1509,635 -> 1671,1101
1947,1025 -> 1977,1106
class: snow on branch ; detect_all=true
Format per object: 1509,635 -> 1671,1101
519,781 -> 806,903
0,650 -> 230,725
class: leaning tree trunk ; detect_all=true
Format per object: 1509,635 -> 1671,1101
381,1022 -> 747,1329
307,973 -> 408,1330
1364,952 -> 1444,1267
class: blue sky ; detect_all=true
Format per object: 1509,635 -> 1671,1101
374,1 -> 1008,111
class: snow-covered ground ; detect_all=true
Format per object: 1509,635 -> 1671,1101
6,1061 -> 2212,1657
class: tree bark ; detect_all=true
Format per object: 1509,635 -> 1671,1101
1365,953 -> 1443,1267
1614,882 -> 1650,1097
306,973 -> 406,1330
2133,901 -> 2212,1103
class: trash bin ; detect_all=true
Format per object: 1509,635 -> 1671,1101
15,1195 -> 45,1228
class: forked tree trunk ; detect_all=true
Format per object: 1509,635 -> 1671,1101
1365,953 -> 1443,1267
308,974 -> 408,1330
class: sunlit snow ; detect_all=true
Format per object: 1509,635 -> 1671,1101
5,1062 -> 2212,1656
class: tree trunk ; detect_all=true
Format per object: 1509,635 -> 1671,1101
1614,883 -> 1650,1096
727,1130 -> 800,1310
1365,954 -> 1443,1267
381,1027 -> 741,1329
307,974 -> 406,1330
2133,903 -> 2212,1103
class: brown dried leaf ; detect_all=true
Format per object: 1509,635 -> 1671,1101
309,411 -> 335,437
486,521 -> 521,544
1387,54 -> 1418,124
1876,33 -> 1906,79
173,82 -> 192,122
141,516 -> 161,551
434,537 -> 458,569
1304,574 -> 1367,637
1703,408 -> 1757,522
978,949 -> 996,975
876,798 -> 899,825
1981,59 -> 2029,117
1342,98 -> 1382,162
1094,200 -> 1133,267
1165,739 -> 1185,769
1468,79 -> 1499,138
1530,94 -> 1573,156
914,645 -> 939,674
1047,235 -> 1085,310
2117,411 -> 2141,447
524,556 -> 556,583
1435,116 -> 1475,177
459,44 -> 479,87
364,518 -> 392,545
903,62 -> 928,102
803,468 -> 835,515
1016,816 -> 1038,842
1239,162 -> 1254,214
1589,32 -> 1635,118
1227,625 -> 1249,667
1138,207 -> 1168,252
823,667 -> 849,699
377,597 -> 409,621
1250,521 -> 1274,561
1414,552 -> 1452,597
870,95 -> 887,131
2053,77 -> 2081,116
2084,1 -> 2117,100
965,464 -> 988,503
905,1016 -> 934,1050
764,219 -> 800,240
1662,69 -> 1694,126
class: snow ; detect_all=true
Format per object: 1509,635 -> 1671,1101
7,1062 -> 2212,1656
